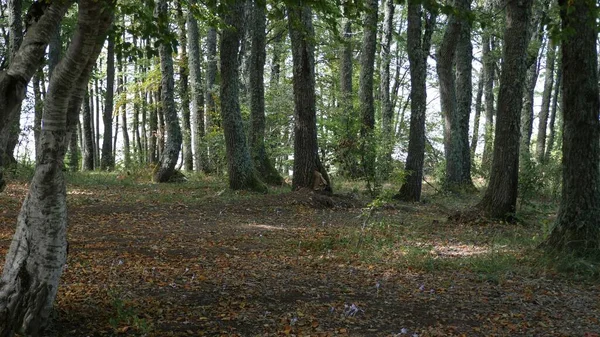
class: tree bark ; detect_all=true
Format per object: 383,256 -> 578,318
33,70 -> 43,162
288,3 -> 332,193
471,69 -> 484,158
379,0 -> 395,178
187,0 -> 206,172
0,0 -> 71,191
119,49 -> 130,169
436,0 -> 474,192
82,87 -> 94,170
0,1 -> 113,334
249,0 -> 283,185
205,26 -> 218,173
176,0 -> 193,172
545,52 -> 561,161
545,0 -> 600,253
219,0 -> 266,192
395,2 -> 436,201
101,33 -> 115,170
358,0 -> 378,185
477,0 -> 532,219
480,0 -> 496,176
153,0 -> 183,183
536,38 -> 556,163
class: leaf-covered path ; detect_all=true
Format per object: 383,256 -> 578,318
0,179 -> 598,336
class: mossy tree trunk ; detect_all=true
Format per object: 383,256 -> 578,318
477,0 -> 532,219
153,0 -> 183,183
219,0 -> 267,192
287,3 -> 332,193
249,0 -> 283,186
0,1 -> 113,334
545,0 -> 600,253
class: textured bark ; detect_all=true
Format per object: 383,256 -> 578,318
118,52 -> 130,169
82,88 -> 94,170
436,0 -> 474,192
477,0 -> 532,219
153,0 -> 183,183
0,0 -> 71,191
33,70 -> 43,161
94,77 -> 100,164
536,39 -> 556,163
471,70 -> 484,158
395,2 -> 436,201
187,0 -> 205,172
205,26 -> 217,173
148,89 -> 158,164
358,0 -> 378,184
249,0 -> 283,185
519,30 -> 543,165
379,0 -> 395,177
545,54 -> 561,161
546,0 -> 600,253
101,34 -> 115,170
220,0 -> 266,192
0,1 -> 113,334
177,1 -> 193,171
337,5 -> 357,178
480,0 -> 496,176
288,3 -> 331,193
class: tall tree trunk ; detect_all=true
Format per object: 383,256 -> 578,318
249,0 -> 283,185
153,0 -> 183,183
536,38 -> 556,163
436,0 -> 474,192
119,52 -> 130,169
477,0 -> 532,219
471,69 -> 484,159
480,0 -> 496,176
177,0 -> 193,171
288,3 -> 332,192
148,89 -> 158,164
0,2 -> 113,334
379,0 -> 395,178
94,76 -> 100,165
358,0 -> 378,187
395,2 -> 436,201
546,0 -> 600,254
545,52 -> 561,161
205,26 -> 217,173
219,0 -> 266,192
82,87 -> 94,170
188,0 -> 205,172
101,33 -> 115,170
33,70 -> 43,161
0,0 -> 70,191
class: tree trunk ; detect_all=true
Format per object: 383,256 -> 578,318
358,0 -> 378,186
33,70 -> 43,161
153,0 -> 183,183
219,0 -> 266,192
188,0 -> 205,172
436,0 -> 474,192
119,52 -> 130,169
148,88 -> 158,164
471,69 -> 484,158
0,0 -> 71,191
94,76 -> 100,165
480,0 -> 496,176
101,33 -> 115,170
249,0 -> 283,186
176,1 -> 193,172
379,0 -> 395,178
477,0 -> 532,219
288,3 -> 331,193
536,38 -> 556,163
205,26 -> 217,173
82,87 -> 94,170
0,2 -> 113,334
545,52 -> 561,161
546,0 -> 600,253
395,2 -> 436,201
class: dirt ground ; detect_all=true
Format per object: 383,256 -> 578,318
0,179 -> 599,337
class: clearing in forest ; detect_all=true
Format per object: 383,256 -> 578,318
0,174 -> 598,336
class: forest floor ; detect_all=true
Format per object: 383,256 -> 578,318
0,172 -> 599,337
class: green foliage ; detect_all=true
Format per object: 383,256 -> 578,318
108,290 -> 153,335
